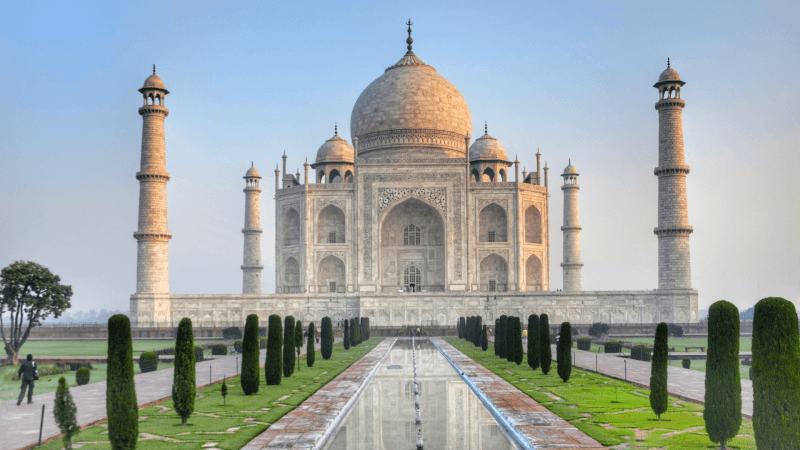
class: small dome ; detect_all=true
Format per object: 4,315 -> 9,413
562,162 -> 578,176
142,73 -> 166,90
469,133 -> 507,161
316,134 -> 354,164
245,165 -> 260,178
658,67 -> 681,83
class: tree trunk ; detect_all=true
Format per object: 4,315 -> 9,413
720,438 -> 726,450
182,416 -> 187,425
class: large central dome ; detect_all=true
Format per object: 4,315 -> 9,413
350,48 -> 471,159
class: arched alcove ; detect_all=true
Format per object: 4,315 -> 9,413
525,206 -> 543,244
317,205 -> 345,244
480,254 -> 508,292
482,167 -> 494,182
284,257 -> 300,293
479,203 -> 507,242
283,208 -> 300,246
525,254 -> 543,291
318,255 -> 345,293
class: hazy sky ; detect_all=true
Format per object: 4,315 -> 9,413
1,1 -> 797,316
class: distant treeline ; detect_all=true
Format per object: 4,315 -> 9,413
43,309 -> 128,324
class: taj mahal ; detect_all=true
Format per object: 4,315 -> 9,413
130,23 -> 698,328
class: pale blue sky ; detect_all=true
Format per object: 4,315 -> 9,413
1,1 -> 798,315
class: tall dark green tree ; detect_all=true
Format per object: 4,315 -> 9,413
265,315 -> 282,385
527,314 -> 540,370
474,316 -> 482,347
498,315 -> 508,359
365,317 -> 370,340
173,318 -> 196,425
506,316 -> 516,363
54,376 -> 79,450
295,322 -> 303,372
704,300 -> 741,450
343,319 -> 350,350
107,314 -> 138,449
752,297 -> 800,448
494,319 -> 500,356
539,314 -> 552,375
513,318 -> 524,365
283,316 -> 295,377
481,325 -> 488,351
466,317 -> 472,342
241,314 -> 260,395
557,322 -> 572,382
321,317 -> 333,359
307,322 -> 316,367
350,318 -> 358,346
650,322 -> 669,420
457,317 -> 463,339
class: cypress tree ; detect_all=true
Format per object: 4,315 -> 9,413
173,317 -> 196,425
460,317 -> 466,339
343,319 -> 350,350
365,317 -> 370,340
481,324 -> 488,351
265,314 -> 282,385
321,317 -> 333,359
506,316 -> 515,363
295,322 -> 303,372
306,321 -> 316,367
704,300 -> 741,450
650,322 -> 669,420
54,376 -> 79,450
107,314 -> 138,449
466,317 -> 471,342
557,322 -> 572,382
474,316 -> 482,347
498,315 -> 507,359
283,316 -> 295,377
539,314 -> 552,375
752,297 -> 800,448
457,317 -> 462,339
241,314 -> 260,395
494,319 -> 500,356
350,318 -> 358,346
515,318 -> 524,365
527,314 -> 540,370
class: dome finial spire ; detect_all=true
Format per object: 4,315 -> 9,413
667,57 -> 670,68
251,161 -> 253,168
485,121 -> 487,135
153,64 -> 156,75
406,19 -> 414,53
335,122 -> 338,135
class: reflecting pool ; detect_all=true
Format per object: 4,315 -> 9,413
321,339 -> 517,450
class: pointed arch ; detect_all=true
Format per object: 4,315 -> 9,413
328,169 -> 342,183
284,257 -> 300,292
499,168 -> 506,182
480,253 -> 508,292
318,255 -> 345,293
471,169 -> 480,182
479,203 -> 507,242
317,205 -> 345,244
282,207 -> 300,246
525,254 -> 543,291
482,167 -> 494,182
525,205 -> 543,244
344,170 -> 353,183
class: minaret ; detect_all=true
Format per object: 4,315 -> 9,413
561,160 -> 583,291
653,59 -> 692,289
134,66 -> 171,297
242,163 -> 263,294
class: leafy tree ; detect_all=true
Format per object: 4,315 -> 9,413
481,325 -> 488,351
577,337 -> 592,351
588,322 -> 610,338
631,345 -> 651,362
221,379 -> 227,405
283,316 -> 295,377
498,315 -> 507,359
650,322 -> 669,420
705,300 -> 741,450
54,376 -> 80,449
343,319 -> 350,350
75,367 -> 90,385
295,322 -> 303,372
211,343 -> 227,355
106,314 -> 138,448
222,326 -> 242,340
667,323 -> 684,338
321,317 -> 333,360
173,318 -> 196,425
474,316 -> 482,347
241,314 -> 259,395
307,322 -> 316,367
752,297 -> 800,448
557,322 -> 572,382
1,261 -> 73,364
265,315 -> 282,385
682,357 -> 691,369
139,351 -> 159,373
527,314 -> 540,370
539,314 -> 552,375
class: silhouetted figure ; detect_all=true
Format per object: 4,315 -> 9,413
17,354 -> 36,405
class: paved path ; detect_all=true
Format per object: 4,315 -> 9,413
242,338 -> 396,449
436,338 -> 605,449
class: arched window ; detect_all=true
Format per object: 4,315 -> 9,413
403,224 -> 420,246
471,169 -> 480,182
525,206 -> 543,244
479,203 -> 507,242
482,167 -> 494,182
526,254 -> 543,291
317,205 -> 345,244
283,208 -> 300,246
284,257 -> 299,292
499,168 -> 506,182
404,264 -> 421,291
329,169 -> 342,183
344,170 -> 353,183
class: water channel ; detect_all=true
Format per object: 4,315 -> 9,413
321,338 -> 517,450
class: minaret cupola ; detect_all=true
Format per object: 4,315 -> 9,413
468,122 -> 512,182
139,65 -> 169,107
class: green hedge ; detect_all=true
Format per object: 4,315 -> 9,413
650,323 -> 669,420
631,345 -> 651,362
682,357 -> 691,369
211,343 -> 227,355
195,346 -> 204,362
139,351 -> 159,373
234,340 -> 243,354
75,367 -> 90,385
557,322 -> 572,382
527,314 -> 540,370
260,337 -> 268,349
577,337 -> 592,351
283,316 -> 295,377
604,341 -> 621,353
705,300 -> 741,449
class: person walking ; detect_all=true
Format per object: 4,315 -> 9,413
17,354 -> 37,406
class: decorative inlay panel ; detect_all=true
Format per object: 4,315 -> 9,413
478,249 -> 510,263
476,198 -> 508,212
316,251 -> 346,265
378,188 -> 447,218
315,199 -> 347,212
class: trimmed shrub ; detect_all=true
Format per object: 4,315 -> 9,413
222,326 -> 242,340
350,318 -> 357,347
233,340 -> 243,354
321,317 -> 333,360
752,297 -> 800,448
650,322 -> 669,420
539,314 -> 552,375
682,357 -> 691,369
631,345 -> 651,362
68,361 -> 92,371
705,300 -> 742,450
514,318 -> 523,365
494,319 -> 500,356
458,317 -> 464,339
265,314 -> 282,386
173,318 -> 196,425
295,322 -> 303,371
481,325 -> 488,351
527,314 -> 540,370
75,366 -> 90,386
307,322 -> 316,367
577,337 -> 592,351
604,341 -> 622,353
667,323 -> 684,338
498,315 -> 507,359
588,322 -> 610,338
211,344 -> 227,355
241,314 -> 260,395
106,314 -> 138,448
365,317 -> 370,340
343,319 -> 350,350
474,316 -> 483,347
557,322 -> 572,382
139,351 -> 159,373
195,346 -> 204,363
54,376 -> 79,450
259,337 -> 268,349
154,347 -> 175,356
283,316 -> 295,377
506,316 -> 516,363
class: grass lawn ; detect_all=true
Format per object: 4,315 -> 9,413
14,340 -> 215,356
447,338 -> 756,450
35,338 -> 382,450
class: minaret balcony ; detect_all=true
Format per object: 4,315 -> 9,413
654,165 -> 690,176
138,105 -> 169,116
653,226 -> 693,236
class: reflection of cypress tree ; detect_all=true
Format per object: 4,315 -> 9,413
650,323 -> 669,420
307,321 -> 316,368
106,314 -> 138,448
240,314 -> 259,395
498,315 -> 507,359
321,317 -> 333,359
752,297 -> 800,448
527,314 -> 540,370
283,316 -> 295,377
539,314 -> 552,375
557,321 -> 572,382
343,319 -> 350,350
265,315 -> 282,385
704,301 -> 741,450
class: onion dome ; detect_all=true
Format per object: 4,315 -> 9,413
562,160 -> 578,176
315,127 -> 354,164
654,58 -> 685,87
139,65 -> 169,93
245,164 -> 260,178
469,127 -> 508,161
